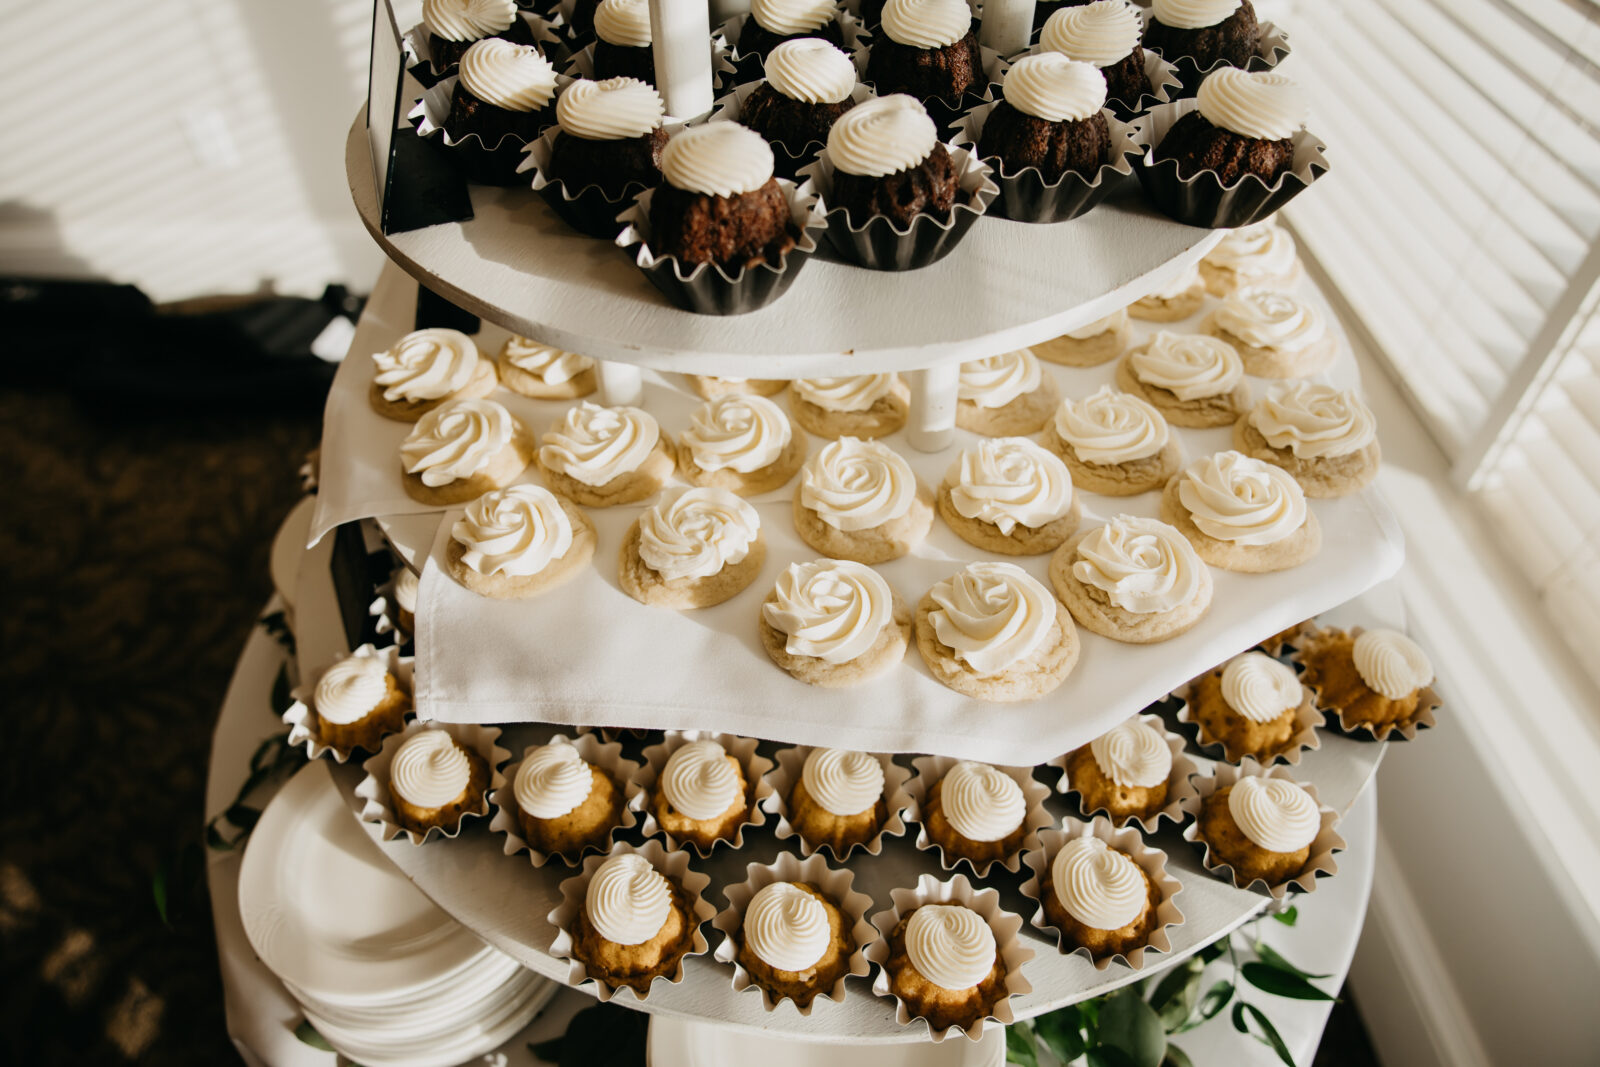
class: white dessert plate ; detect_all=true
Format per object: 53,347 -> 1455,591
282,951 -> 523,1026
309,974 -> 558,1067
305,966 -> 542,1049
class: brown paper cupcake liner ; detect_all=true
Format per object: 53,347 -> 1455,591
1049,712 -> 1199,832
355,721 -> 510,845
1153,20 -> 1292,98
631,731 -> 775,857
547,839 -> 715,1002
1255,619 -> 1314,658
1133,97 -> 1329,230
519,124 -> 677,238
1019,815 -> 1185,970
715,9 -> 872,86
903,756 -> 1054,878
407,12 -> 567,81
761,745 -> 912,860
1289,623 -> 1444,742
710,80 -> 878,182
1179,759 -> 1344,899
284,644 -> 414,764
862,872 -> 1034,1042
710,852 -> 878,1015
951,103 -> 1139,223
488,733 -> 643,867
412,74 -> 569,185
1172,669 -> 1323,767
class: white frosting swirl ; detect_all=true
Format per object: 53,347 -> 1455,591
394,568 -> 419,613
1196,69 -> 1308,141
752,0 -> 837,36
1205,220 -> 1298,278
881,0 -> 970,48
1041,0 -> 1142,67
1054,386 -> 1169,465
1143,259 -> 1201,300
514,742 -> 595,819
451,483 -> 574,577
660,739 -> 743,820
400,398 -> 516,487
1221,652 -> 1302,723
763,559 -> 895,664
314,655 -> 391,725
1151,0 -> 1240,31
424,0 -> 516,42
502,337 -> 594,385
1226,775 -> 1320,854
1072,515 -> 1204,614
662,122 -> 775,197
744,882 -> 831,972
801,748 -> 885,816
637,488 -> 761,581
1177,451 -> 1308,546
958,349 -> 1042,409
940,761 -> 1026,842
1089,718 -> 1172,788
390,730 -> 472,809
1130,332 -> 1243,401
765,38 -> 857,104
373,328 -> 480,403
905,905 -> 996,990
793,373 -> 896,413
947,437 -> 1074,535
1251,383 -> 1375,460
586,853 -> 673,945
800,437 -> 916,531
682,393 -> 792,474
826,94 -> 937,177
459,39 -> 557,112
929,562 -> 1057,675
1051,835 -> 1147,930
594,0 -> 652,46
1213,287 -> 1327,352
1352,628 -> 1433,699
538,402 -> 660,487
1002,53 -> 1107,123
556,77 -> 665,140
1065,308 -> 1126,340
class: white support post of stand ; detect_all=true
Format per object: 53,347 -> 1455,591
649,0 -> 715,121
598,361 -> 644,407
978,0 -> 1037,59
906,362 -> 961,453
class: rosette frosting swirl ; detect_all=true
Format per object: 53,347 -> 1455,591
538,402 -> 661,486
459,39 -> 557,112
1177,451 -> 1307,545
800,437 -> 916,531
930,562 -> 1057,675
1130,332 -> 1243,400
1227,775 -> 1320,853
1051,836 -> 1147,930
752,0 -> 837,35
1089,718 -> 1172,788
881,0 -> 971,48
585,853 -> 673,945
941,761 -> 1026,842
958,349 -> 1042,409
793,373 -> 896,413
503,337 -> 593,384
947,437 -> 1074,535
763,559 -> 895,664
1251,383 -> 1376,459
451,484 -> 574,577
660,739 -> 742,821
637,488 -> 761,581
394,567 -> 419,614
1072,515 -> 1203,614
1054,386 -> 1169,465
556,77 -> 664,140
390,730 -> 471,809
314,655 -> 390,725
1196,69 -> 1307,142
373,328 -> 481,402
765,38 -> 857,104
905,905 -> 996,990
682,394 -> 792,473
594,0 -> 652,46
1352,629 -> 1433,699
802,747 -> 885,816
1213,287 -> 1326,351
827,94 -> 937,177
401,398 -> 515,487
1221,652 -> 1302,723
1151,0 -> 1240,31
1002,53 -> 1107,122
515,742 -> 595,819
1206,220 -> 1298,277
744,882 -> 830,972
423,0 -> 516,42
1041,0 -> 1142,67
662,123 -> 775,197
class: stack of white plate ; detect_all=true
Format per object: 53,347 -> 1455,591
240,762 -> 557,1067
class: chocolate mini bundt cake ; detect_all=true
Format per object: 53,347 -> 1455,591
548,77 -> 669,197
1153,68 -> 1305,185
1040,1 -> 1152,109
1143,0 -> 1260,71
977,54 -> 1110,181
740,38 -> 860,153
865,0 -> 984,103
648,124 -> 797,270
737,0 -> 846,58
825,93 -> 958,228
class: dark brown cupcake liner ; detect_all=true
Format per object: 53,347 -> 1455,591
518,124 -> 672,237
951,102 -> 1139,223
413,75 -> 568,185
796,143 -> 997,270
857,44 -> 1005,140
406,11 -> 567,81
710,80 -> 878,182
1133,97 -> 1329,230
714,9 -> 872,86
1288,623 -> 1444,743
614,179 -> 825,315
1151,20 -> 1292,98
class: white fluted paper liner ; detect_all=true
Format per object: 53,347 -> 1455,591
284,643 -> 413,764
715,8 -> 872,83
488,733 -> 643,867
1049,713 -> 1198,833
863,872 -> 1033,1042
1288,623 -> 1444,743
1148,19 -> 1292,95
710,852 -> 878,1015
406,12 -> 565,78
518,120 -> 687,238
1179,759 -> 1344,899
761,746 -> 912,860
547,839 -> 715,1002
369,567 -> 416,643
903,756 -> 1053,878
1173,666 -> 1322,767
356,721 -> 509,845
949,103 -> 1140,224
411,73 -> 571,155
632,731 -> 775,858
1019,815 -> 1184,971
1256,620 -> 1312,658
